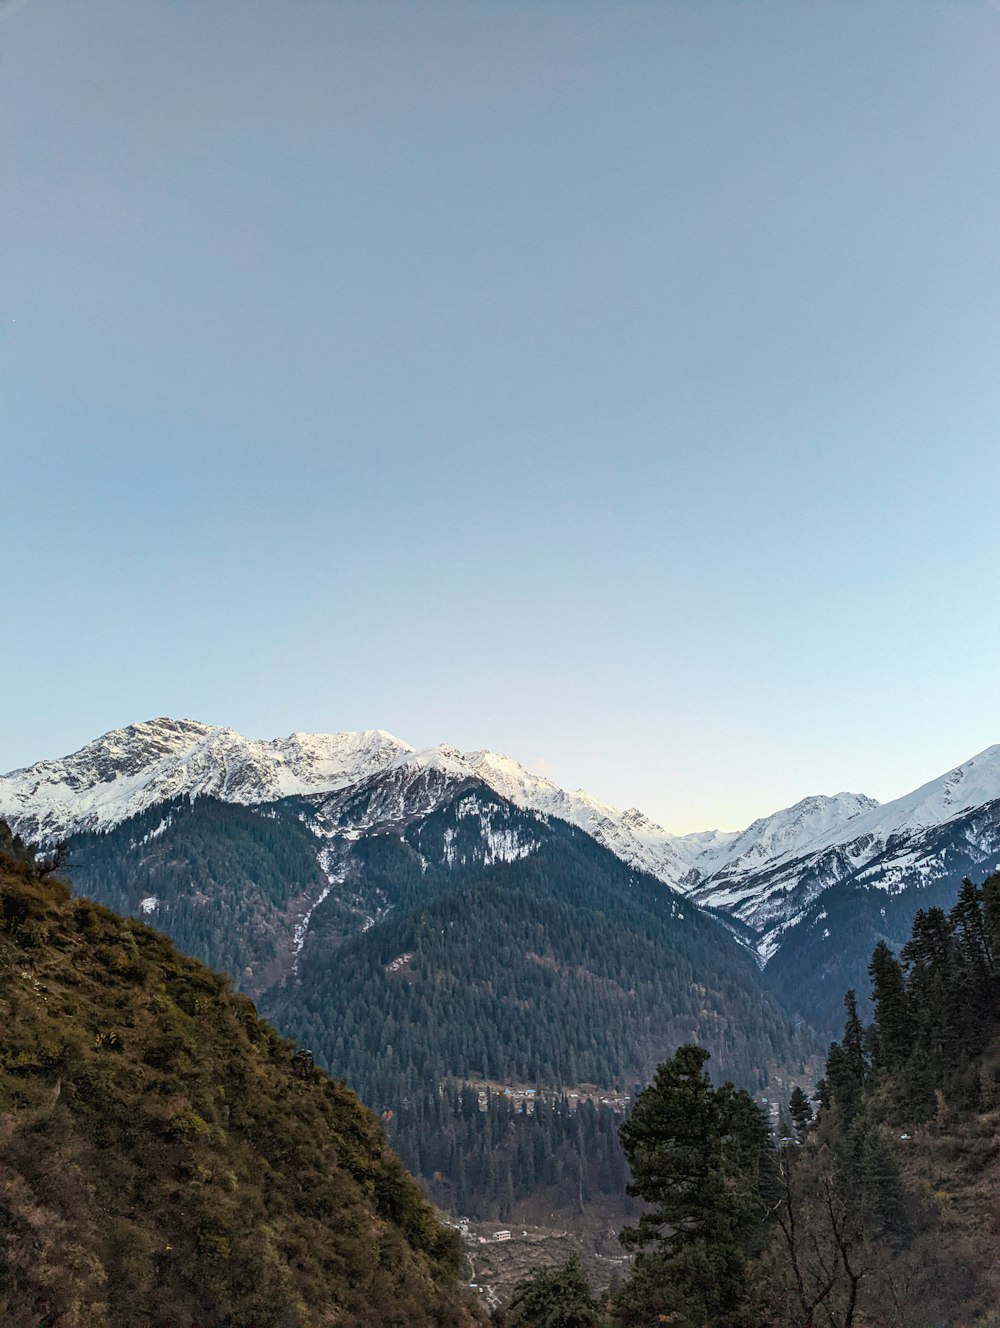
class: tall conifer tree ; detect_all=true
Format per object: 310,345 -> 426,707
868,941 -> 913,1071
615,1044 -> 769,1327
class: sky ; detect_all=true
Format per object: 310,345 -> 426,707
2,0 -> 999,832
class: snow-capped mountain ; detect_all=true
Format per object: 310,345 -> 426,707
0,719 -> 413,846
692,793 -> 879,879
0,718 -> 700,888
3,719 -> 1000,974
804,743 -> 1000,855
688,745 -> 1000,948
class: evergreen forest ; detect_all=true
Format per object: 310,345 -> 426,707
7,801 -> 1000,1325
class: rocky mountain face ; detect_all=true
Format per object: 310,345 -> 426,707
0,719 -> 412,846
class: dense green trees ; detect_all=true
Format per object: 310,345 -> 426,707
867,939 -> 913,1071
787,1084 -> 813,1137
391,1088 -> 631,1221
66,795 -> 332,984
276,820 -> 810,1217
273,813 -> 810,1102
610,872 -> 1000,1327
827,875 -> 1000,1119
614,1045 -> 771,1327
503,1257 -> 606,1328
753,871 -> 1000,1326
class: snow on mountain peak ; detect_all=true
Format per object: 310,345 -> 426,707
458,749 -> 694,886
0,720 -> 413,845
684,748 -> 1000,946
795,744 -> 1000,856
0,722 -> 699,890
699,791 -> 880,878
896,744 -> 1000,823
4,722 -> 1000,941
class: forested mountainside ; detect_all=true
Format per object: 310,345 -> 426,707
13,719 -> 1000,1231
267,798 -> 815,1218
0,826 -> 479,1328
64,788 -> 817,1219
65,794 -> 333,989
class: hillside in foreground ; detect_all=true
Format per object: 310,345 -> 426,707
0,825 -> 479,1328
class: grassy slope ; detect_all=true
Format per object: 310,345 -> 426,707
0,836 -> 479,1328
893,1094 -> 1000,1322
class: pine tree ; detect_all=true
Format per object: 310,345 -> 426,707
842,989 -> 867,1086
983,871 -> 1000,962
788,1085 -> 813,1137
615,1044 -> 769,1326
951,879 -> 992,988
902,907 -> 954,978
902,907 -> 960,1076
868,941 -> 913,1071
824,991 -> 868,1121
506,1256 -> 605,1328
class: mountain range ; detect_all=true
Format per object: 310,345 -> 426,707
4,718 -> 1000,971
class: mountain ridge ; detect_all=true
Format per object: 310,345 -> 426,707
4,719 -> 1000,971
0,716 -> 875,882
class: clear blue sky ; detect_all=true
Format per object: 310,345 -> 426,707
3,0 -> 999,831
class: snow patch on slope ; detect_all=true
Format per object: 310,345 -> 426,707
446,793 -> 540,866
